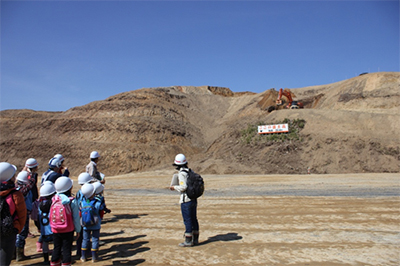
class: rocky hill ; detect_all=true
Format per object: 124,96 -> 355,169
1,72 -> 399,177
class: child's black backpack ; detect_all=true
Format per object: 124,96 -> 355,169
39,197 -> 52,214
182,169 -> 204,199
0,193 -> 15,237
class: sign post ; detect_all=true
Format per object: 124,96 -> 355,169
258,123 -> 289,134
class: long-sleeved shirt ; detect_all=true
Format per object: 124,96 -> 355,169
86,161 -> 102,181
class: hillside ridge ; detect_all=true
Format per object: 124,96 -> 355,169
1,72 -> 399,176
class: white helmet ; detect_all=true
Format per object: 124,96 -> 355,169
25,158 -> 38,168
93,181 -> 104,194
54,176 -> 73,193
16,171 -> 30,183
48,157 -> 62,169
173,154 -> 187,165
0,162 -> 17,182
40,182 -> 56,197
54,154 -> 65,162
78,172 -> 92,185
81,183 -> 95,199
90,151 -> 100,159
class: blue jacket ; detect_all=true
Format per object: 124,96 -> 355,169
81,197 -> 103,231
38,207 -> 53,236
16,188 -> 33,212
56,193 -> 82,233
41,169 -> 61,184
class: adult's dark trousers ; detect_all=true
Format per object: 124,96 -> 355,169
0,232 -> 17,266
51,231 -> 74,264
181,200 -> 199,233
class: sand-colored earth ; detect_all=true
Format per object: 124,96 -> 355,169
15,172 -> 400,266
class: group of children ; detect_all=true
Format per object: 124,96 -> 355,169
0,150 -> 111,266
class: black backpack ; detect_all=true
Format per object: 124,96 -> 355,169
183,169 -> 204,199
0,192 -> 15,237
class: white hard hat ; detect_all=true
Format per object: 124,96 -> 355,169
25,158 -> 38,168
0,162 -> 17,182
81,183 -> 95,199
40,182 -> 56,197
16,171 -> 30,183
49,157 -> 62,169
54,176 -> 73,193
78,172 -> 92,185
173,154 -> 187,166
93,181 -> 104,194
54,154 -> 65,162
90,151 -> 100,159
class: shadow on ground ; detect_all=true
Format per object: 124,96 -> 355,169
99,234 -> 150,265
102,214 -> 148,224
198,232 -> 243,246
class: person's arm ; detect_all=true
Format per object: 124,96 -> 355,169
17,178 -> 35,196
172,171 -> 188,192
13,191 -> 27,233
71,199 -> 82,235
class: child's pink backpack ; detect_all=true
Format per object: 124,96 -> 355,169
50,195 -> 74,233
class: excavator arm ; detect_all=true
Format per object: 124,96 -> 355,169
276,88 -> 293,107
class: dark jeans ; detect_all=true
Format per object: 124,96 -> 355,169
181,200 -> 199,234
0,232 -> 17,266
51,231 -> 74,264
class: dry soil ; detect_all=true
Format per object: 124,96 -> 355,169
15,172 -> 400,266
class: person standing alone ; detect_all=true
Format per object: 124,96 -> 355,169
169,154 -> 200,247
86,151 -> 105,184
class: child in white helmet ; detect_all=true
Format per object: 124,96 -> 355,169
41,158 -> 62,184
15,171 -> 34,261
38,181 -> 56,265
93,181 -> 111,219
86,151 -> 105,184
50,176 -> 81,266
74,173 -> 94,258
53,154 -> 70,177
0,162 -> 27,266
80,182 -> 104,262
23,158 -> 41,250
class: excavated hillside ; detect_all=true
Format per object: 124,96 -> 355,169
0,72 -> 399,176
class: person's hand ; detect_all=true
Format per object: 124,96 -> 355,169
169,186 -> 175,191
75,232 -> 80,241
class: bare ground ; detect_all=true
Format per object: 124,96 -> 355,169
15,172 -> 400,266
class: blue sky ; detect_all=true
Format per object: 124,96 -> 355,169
1,0 -> 399,112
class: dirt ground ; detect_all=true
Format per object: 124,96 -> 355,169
13,172 -> 400,266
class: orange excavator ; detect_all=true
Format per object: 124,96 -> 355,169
267,88 -> 303,112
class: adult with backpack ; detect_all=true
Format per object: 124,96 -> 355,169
169,154 -> 204,247
51,176 -> 81,266
0,162 -> 27,266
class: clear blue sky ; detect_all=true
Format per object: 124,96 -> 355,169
1,0 -> 399,112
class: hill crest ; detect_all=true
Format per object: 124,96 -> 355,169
1,72 -> 399,176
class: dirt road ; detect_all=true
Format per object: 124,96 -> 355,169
16,173 -> 400,266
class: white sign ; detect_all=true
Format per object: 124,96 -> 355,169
258,123 -> 289,134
